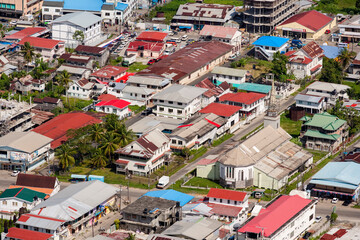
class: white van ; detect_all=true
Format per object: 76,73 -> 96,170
172,37 -> 181,43
181,35 -> 188,41
338,42 -> 349,49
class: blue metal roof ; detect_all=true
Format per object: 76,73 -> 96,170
252,36 -> 289,48
142,189 -> 194,206
115,2 -> 128,11
310,162 -> 360,190
320,45 -> 341,59
63,0 -> 103,11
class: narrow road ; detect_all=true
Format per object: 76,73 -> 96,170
167,95 -> 296,187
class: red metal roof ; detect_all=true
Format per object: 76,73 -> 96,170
200,25 -> 238,39
136,31 -> 168,42
289,55 -> 312,65
127,41 -> 165,52
19,214 -> 65,223
115,72 -> 135,83
6,227 -> 53,240
279,10 -> 333,32
302,41 -> 324,59
320,234 -> 337,240
90,65 -> 128,79
116,159 -> 129,165
98,94 -> 118,102
197,158 -> 218,165
310,64 -> 322,72
207,202 -> 242,217
207,188 -> 247,202
32,112 -> 102,149
18,37 -> 63,50
333,229 -> 347,238
95,99 -> 130,109
75,45 -> 106,54
239,195 -> 312,237
4,27 -> 47,40
219,92 -> 266,105
199,103 -> 242,117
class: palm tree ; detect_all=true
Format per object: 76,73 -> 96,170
125,233 -> 136,240
100,132 -> 120,163
89,123 -> 104,144
114,123 -> 135,147
20,42 -> 35,72
55,70 -> 72,103
55,144 -> 76,171
105,114 -> 121,132
91,149 -> 108,169
338,48 -> 353,71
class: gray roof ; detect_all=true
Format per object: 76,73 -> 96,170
121,196 -> 177,217
307,81 -> 350,93
52,12 -> 102,28
122,85 -> 155,95
295,93 -> 323,103
101,3 -> 114,10
16,214 -> 63,231
127,75 -> 170,87
43,0 -> 64,7
0,132 -> 53,153
162,217 -> 223,240
153,84 -> 207,103
31,181 -> 118,221
109,82 -> 126,91
57,65 -> 90,75
255,141 -> 313,180
211,66 -> 247,78
220,126 -> 291,167
129,115 -> 183,135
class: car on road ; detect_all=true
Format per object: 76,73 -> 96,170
147,59 -> 157,65
342,200 -> 351,206
331,198 -> 338,204
228,54 -> 237,61
11,170 -> 20,177
315,216 -> 322,223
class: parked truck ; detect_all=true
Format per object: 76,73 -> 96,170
122,54 -> 136,66
157,176 -> 170,189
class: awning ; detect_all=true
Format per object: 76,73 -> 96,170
179,26 -> 191,29
310,64 -> 322,73
135,163 -> 146,166
70,174 -> 87,179
116,159 -> 129,165
312,188 -> 354,196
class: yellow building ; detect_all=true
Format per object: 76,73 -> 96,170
276,10 -> 336,40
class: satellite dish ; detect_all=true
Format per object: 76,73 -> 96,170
233,223 -> 241,231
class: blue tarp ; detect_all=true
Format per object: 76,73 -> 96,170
115,2 -> 128,11
88,175 -> 104,182
63,0 -> 103,11
253,36 -> 289,48
321,45 -> 342,59
142,189 -> 194,206
179,26 -> 191,29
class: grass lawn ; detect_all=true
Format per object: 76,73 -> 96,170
343,80 -> 360,94
184,177 -> 223,188
212,134 -> 234,147
189,147 -> 207,163
60,97 -> 93,112
307,150 -> 328,162
237,57 -> 273,79
127,62 -> 148,72
128,105 -> 146,114
172,179 -> 211,195
280,114 -> 302,138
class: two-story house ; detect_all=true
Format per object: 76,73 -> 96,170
0,188 -> 46,220
219,92 -> 266,122
75,45 -> 110,67
200,25 -> 242,53
0,132 -> 52,172
18,37 -> 65,62
196,79 -> 231,107
122,75 -> 170,106
301,112 -> 348,152
90,65 -> 128,83
211,66 -> 248,87
305,81 -> 350,106
120,196 -> 181,234
115,129 -> 170,176
294,93 -> 326,114
33,97 -> 63,112
286,41 -> 324,79
108,82 -> 126,99
338,15 -> 360,43
252,36 -> 289,61
152,84 -> 207,120
11,75 -> 45,95
59,53 -> 93,69
68,79 -> 106,99
95,99 -> 131,120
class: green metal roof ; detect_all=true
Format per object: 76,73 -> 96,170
236,83 -> 272,94
0,188 -> 46,202
300,116 -> 312,121
304,130 -> 340,141
304,112 -> 346,130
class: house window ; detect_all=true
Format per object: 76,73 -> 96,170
178,102 -> 183,105
178,140 -> 183,145
227,200 -> 230,204
172,139 -> 176,144
2,200 -> 6,205
137,165 -> 145,170
160,100 -> 164,103
177,110 -> 182,115
142,95 -> 145,98
159,107 -> 164,112
46,229 -> 51,233
220,199 -> 222,203
213,198 -> 216,201
34,227 -> 39,231
169,101 -> 173,104
12,202 -> 18,206
23,225 -> 28,229
309,214 -> 313,221
169,109 -> 173,113
43,8 -> 49,11
234,201 -> 237,205
105,13 -> 110,16
23,203 -> 27,207
55,8 -> 60,12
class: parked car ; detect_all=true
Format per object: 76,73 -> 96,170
228,54 -> 237,61
325,29 -> 331,34
342,200 -> 351,206
11,170 -> 20,177
147,59 -> 157,65
331,198 -> 338,204
315,216 -> 322,223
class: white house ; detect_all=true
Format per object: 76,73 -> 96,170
295,93 -> 326,114
206,188 -> 249,208
0,188 -> 46,220
108,82 -> 127,98
115,129 -> 171,176
18,37 -> 65,62
252,36 -> 289,61
195,79 -> 231,108
200,25 -> 242,53
305,81 -> 350,106
286,41 -> 324,79
211,66 -> 247,86
219,92 -> 266,122
239,195 -> 316,240
52,12 -> 103,48
95,99 -> 131,120
122,85 -> 155,106
152,84 -> 208,120
68,79 -> 106,99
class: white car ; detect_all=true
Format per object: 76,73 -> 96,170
331,198 -> 338,204
315,216 -> 322,223
11,170 -> 20,177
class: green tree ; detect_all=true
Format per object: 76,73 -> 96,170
105,114 -> 121,132
101,132 -> 120,163
356,0 -> 360,9
55,70 -> 72,102
55,144 -> 76,171
0,73 -> 10,90
319,57 -> 343,84
89,123 -> 104,143
114,123 -> 135,147
126,233 -> 136,240
91,149 -> 108,169
338,48 -> 354,71
330,212 -> 338,223
271,52 -> 288,81
73,30 -> 85,45
20,42 -> 35,72
181,147 -> 191,160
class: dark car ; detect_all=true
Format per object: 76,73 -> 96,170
0,18 -> 7,22
342,200 -> 351,206
141,108 -> 153,116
